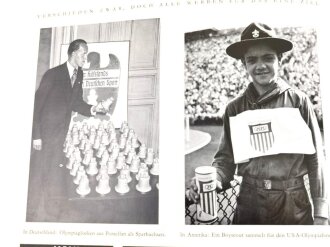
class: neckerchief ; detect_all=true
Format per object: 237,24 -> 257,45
245,78 -> 291,105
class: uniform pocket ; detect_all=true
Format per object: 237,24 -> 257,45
289,188 -> 311,213
267,190 -> 286,216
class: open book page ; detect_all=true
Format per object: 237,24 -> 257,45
1,0 -> 330,246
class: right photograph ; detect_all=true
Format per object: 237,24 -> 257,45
184,22 -> 328,225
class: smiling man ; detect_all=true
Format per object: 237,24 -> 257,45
188,23 -> 328,224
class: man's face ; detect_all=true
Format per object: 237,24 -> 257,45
243,43 -> 280,87
72,44 -> 88,68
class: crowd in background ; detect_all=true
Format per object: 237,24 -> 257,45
185,27 -> 323,127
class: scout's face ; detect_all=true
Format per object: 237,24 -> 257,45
243,43 -> 280,88
72,44 -> 88,68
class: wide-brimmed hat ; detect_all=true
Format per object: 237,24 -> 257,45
226,22 -> 293,59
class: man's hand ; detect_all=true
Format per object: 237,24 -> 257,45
186,177 -> 199,203
93,102 -> 107,114
314,217 -> 329,225
93,97 -> 114,114
33,139 -> 42,150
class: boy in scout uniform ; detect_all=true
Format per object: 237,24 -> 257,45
188,23 -> 328,224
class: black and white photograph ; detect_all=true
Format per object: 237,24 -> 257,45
26,18 -> 160,224
185,22 -> 328,225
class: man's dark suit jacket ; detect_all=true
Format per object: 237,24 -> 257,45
32,62 -> 92,146
28,62 -> 93,221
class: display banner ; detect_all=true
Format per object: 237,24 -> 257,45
229,107 -> 316,163
61,41 -> 129,128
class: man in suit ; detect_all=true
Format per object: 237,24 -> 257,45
28,39 -> 106,221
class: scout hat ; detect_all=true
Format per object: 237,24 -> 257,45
226,22 -> 293,59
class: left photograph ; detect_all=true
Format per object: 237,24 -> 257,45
26,18 -> 160,224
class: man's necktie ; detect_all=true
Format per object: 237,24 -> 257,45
71,68 -> 77,87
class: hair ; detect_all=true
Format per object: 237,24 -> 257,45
67,39 -> 87,57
